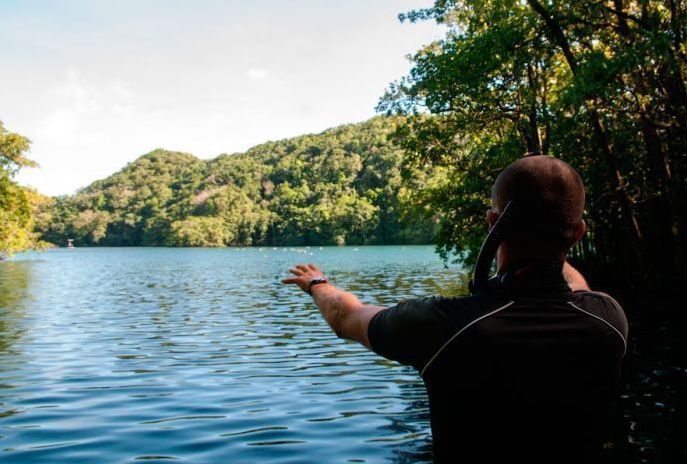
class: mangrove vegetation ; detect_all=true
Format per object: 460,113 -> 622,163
379,0 -> 687,290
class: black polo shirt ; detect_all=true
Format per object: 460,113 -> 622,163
368,266 -> 628,464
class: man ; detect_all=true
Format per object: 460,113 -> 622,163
282,155 -> 628,463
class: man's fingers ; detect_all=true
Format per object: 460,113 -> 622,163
285,263 -> 322,286
289,267 -> 310,275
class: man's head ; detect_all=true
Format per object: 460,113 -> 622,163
489,155 -> 586,260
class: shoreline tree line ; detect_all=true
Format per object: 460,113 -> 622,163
36,117 -> 438,248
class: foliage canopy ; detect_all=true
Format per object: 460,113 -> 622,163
0,120 -> 46,258
38,117 -> 438,248
379,0 -> 687,289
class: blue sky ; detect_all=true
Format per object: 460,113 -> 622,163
0,0 -> 441,196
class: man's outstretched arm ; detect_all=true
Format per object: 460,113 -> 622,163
281,263 -> 385,348
563,261 -> 591,292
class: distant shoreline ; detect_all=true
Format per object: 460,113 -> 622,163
37,243 -> 436,250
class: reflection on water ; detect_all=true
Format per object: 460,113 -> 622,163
0,247 -> 461,463
0,247 -> 683,463
0,261 -> 33,354
603,304 -> 687,464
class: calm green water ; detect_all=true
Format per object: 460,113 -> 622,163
0,246 -> 466,463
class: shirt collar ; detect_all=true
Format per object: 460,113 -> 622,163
496,259 -> 572,295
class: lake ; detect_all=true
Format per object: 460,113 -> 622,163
0,246 -> 466,463
1,246 -> 683,463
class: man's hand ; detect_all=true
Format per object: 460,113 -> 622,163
563,261 -> 591,292
281,263 -> 327,294
281,263 -> 385,348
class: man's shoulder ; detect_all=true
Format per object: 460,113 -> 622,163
367,293 -> 514,372
383,295 -> 456,325
443,292 -> 516,318
388,293 -> 516,332
569,289 -> 629,350
393,292 -> 510,312
572,290 -> 625,310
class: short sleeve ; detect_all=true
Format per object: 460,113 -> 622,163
574,290 -> 629,355
367,297 -> 445,371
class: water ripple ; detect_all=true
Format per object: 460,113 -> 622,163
0,247 -> 453,463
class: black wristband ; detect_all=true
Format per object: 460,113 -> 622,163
307,277 -> 329,295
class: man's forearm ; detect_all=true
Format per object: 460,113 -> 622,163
281,263 -> 384,348
310,284 -> 359,336
310,283 -> 383,346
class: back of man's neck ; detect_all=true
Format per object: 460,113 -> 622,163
497,246 -> 565,274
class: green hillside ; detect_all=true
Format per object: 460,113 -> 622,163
38,117 -> 438,247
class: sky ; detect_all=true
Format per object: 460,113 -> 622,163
0,0 -> 442,196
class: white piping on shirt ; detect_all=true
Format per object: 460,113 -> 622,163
567,301 -> 627,356
582,291 -> 624,313
420,300 -> 515,377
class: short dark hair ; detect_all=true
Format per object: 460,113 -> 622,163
492,155 -> 585,250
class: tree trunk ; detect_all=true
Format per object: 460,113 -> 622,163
610,1 -> 684,279
526,63 -> 543,155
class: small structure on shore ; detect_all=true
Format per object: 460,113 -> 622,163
67,239 -> 75,249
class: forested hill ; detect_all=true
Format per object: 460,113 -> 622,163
38,117 -> 437,247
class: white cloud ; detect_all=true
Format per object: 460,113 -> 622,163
38,69 -> 135,146
247,68 -> 269,80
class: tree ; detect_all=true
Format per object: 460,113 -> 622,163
169,216 -> 232,247
0,119 -> 43,258
379,0 -> 687,289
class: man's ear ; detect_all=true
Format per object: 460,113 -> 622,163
572,219 -> 586,244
